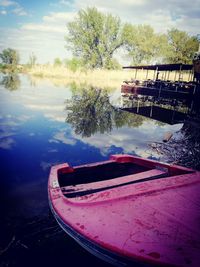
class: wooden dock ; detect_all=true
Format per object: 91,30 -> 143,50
121,84 -> 196,101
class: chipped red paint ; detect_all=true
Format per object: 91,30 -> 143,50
48,154 -> 200,266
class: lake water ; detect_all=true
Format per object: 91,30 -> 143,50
0,73 -> 183,266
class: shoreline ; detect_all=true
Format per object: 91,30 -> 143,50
0,65 -> 192,89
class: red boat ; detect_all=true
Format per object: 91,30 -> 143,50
48,154 -> 200,266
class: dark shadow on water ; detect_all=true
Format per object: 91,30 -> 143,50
0,212 -> 112,267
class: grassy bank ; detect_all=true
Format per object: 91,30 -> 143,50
27,65 -> 192,89
0,64 -> 192,89
27,65 -> 132,88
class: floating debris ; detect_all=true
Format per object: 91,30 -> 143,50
150,119 -> 200,170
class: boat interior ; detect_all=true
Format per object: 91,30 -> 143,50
57,160 -> 193,198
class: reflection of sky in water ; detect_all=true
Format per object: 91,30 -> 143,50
0,74 -> 182,218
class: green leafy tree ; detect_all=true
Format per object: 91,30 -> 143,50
0,48 -> 20,65
165,29 -> 199,64
54,57 -> 62,66
104,58 -> 122,70
65,57 -> 83,72
66,7 -> 124,69
122,24 -> 167,65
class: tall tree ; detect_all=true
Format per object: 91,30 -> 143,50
0,48 -> 20,65
66,7 -> 124,69
165,29 -> 199,64
122,24 -> 167,65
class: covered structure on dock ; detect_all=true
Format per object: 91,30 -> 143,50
123,63 -> 194,82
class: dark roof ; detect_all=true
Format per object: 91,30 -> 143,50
123,63 -> 193,71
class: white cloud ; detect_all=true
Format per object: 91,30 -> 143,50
12,7 -> 27,16
119,0 -> 147,6
4,11 -> 75,63
44,114 -> 65,123
59,0 -> 73,8
0,26 -> 69,63
0,137 -> 15,149
21,11 -> 75,34
2,83 -> 69,124
43,11 -> 75,23
69,119 -> 181,158
0,0 -> 17,7
0,10 -> 6,14
22,23 -> 66,33
0,114 -> 33,150
0,0 -> 27,16
25,104 -> 63,111
72,0 -> 200,34
53,131 -> 76,145
0,129 -> 15,139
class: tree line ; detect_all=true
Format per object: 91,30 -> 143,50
0,7 -> 199,70
66,7 -> 199,69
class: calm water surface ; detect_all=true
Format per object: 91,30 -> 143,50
0,74 -> 182,266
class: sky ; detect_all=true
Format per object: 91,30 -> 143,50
0,0 -> 200,64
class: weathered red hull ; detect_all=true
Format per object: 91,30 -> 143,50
48,154 -> 200,266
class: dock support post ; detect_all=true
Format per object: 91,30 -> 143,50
146,69 -> 149,80
174,71 -> 177,81
167,71 -> 170,80
137,100 -> 140,113
135,69 -> 138,80
178,65 -> 182,81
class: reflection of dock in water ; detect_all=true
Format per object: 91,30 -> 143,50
120,92 -> 199,125
121,63 -> 200,125
122,105 -> 187,125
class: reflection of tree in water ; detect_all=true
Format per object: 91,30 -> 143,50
0,74 -> 20,91
65,87 -> 145,137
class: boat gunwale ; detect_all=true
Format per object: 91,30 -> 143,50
48,155 -> 197,207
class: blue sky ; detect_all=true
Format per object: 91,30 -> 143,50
0,0 -> 200,64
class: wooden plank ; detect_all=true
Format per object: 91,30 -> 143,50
61,169 -> 167,196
